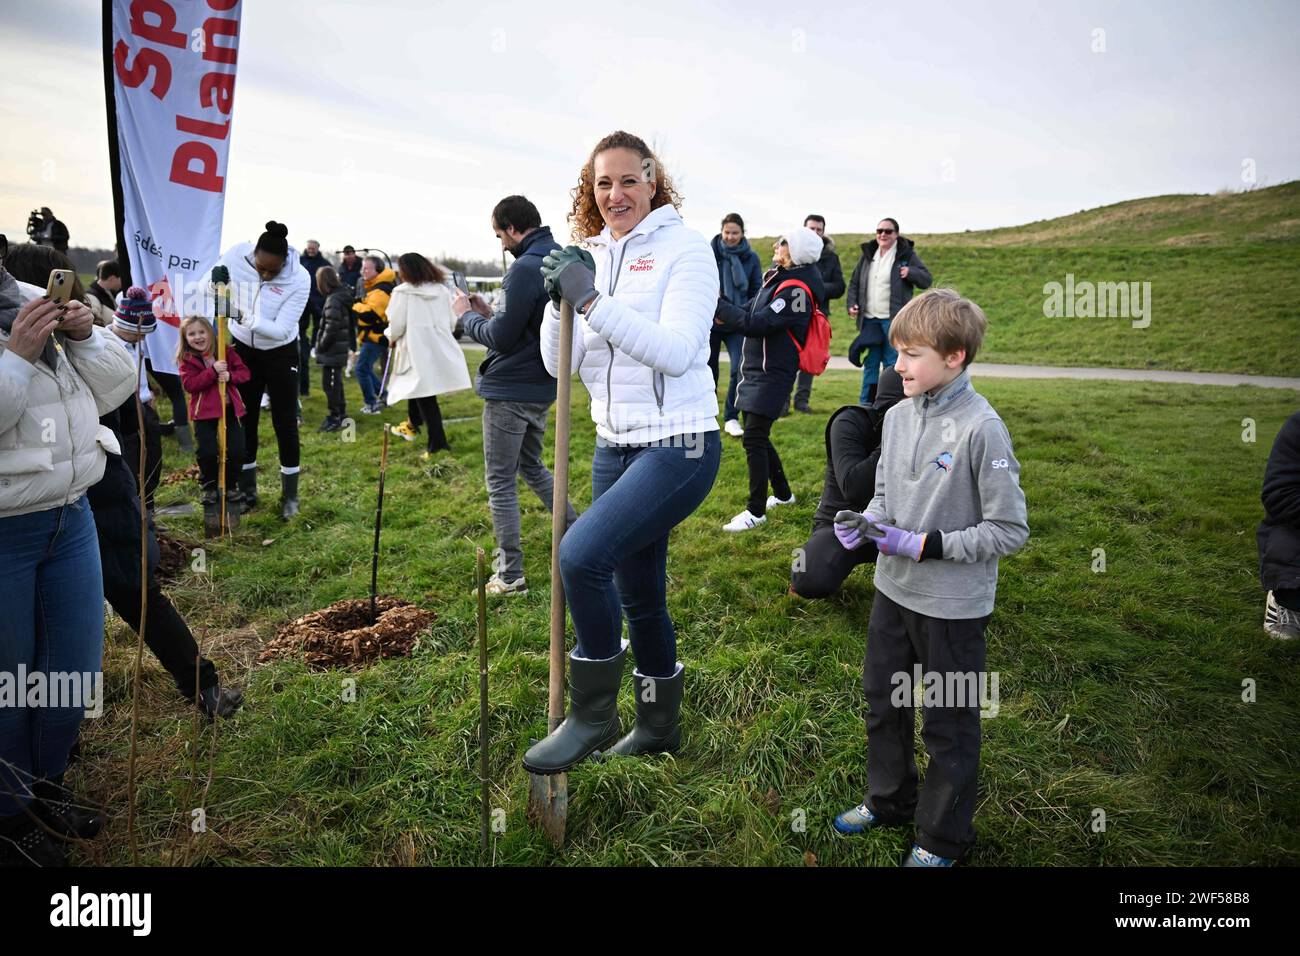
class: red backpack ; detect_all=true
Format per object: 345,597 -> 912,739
774,278 -> 832,375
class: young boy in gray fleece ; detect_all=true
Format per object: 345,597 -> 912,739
830,289 -> 1029,866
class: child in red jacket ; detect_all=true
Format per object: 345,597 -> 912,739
177,315 -> 251,534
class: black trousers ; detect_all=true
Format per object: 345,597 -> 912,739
792,369 -> 814,408
298,304 -> 320,395
120,403 -> 163,511
741,411 -> 790,516
233,340 -> 300,472
147,363 -> 188,427
413,395 -> 450,453
194,405 -> 245,488
790,524 -> 878,597
104,578 -> 218,698
864,591 -> 991,860
321,365 -> 346,420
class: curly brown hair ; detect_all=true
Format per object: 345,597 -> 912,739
567,131 -> 683,240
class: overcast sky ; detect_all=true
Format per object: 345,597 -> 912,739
2,0 -> 1298,262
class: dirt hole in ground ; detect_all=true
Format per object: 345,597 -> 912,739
154,532 -> 193,581
160,463 -> 200,486
258,597 -> 435,671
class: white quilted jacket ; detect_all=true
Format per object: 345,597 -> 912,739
541,204 -> 720,445
0,280 -> 138,519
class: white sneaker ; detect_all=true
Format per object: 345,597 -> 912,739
479,574 -> 528,597
723,509 -> 766,532
724,419 -> 744,438
260,393 -> 272,410
1264,591 -> 1300,640
766,493 -> 796,509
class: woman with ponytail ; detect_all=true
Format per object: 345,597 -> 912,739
210,221 -> 311,518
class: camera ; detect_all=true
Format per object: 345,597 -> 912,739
26,207 -> 70,253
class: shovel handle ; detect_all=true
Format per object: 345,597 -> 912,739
547,302 -> 574,732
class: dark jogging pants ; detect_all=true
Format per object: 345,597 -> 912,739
232,340 -> 300,475
864,591 -> 991,860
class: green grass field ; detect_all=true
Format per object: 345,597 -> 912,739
754,181 -> 1300,376
76,366 -> 1300,866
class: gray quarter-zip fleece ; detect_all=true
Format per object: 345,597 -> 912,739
867,368 -> 1028,619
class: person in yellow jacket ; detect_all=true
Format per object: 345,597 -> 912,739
352,256 -> 396,412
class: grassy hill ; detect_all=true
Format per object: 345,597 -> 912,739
754,182 -> 1300,376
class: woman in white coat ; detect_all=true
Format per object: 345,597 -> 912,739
522,131 -> 722,776
384,252 -> 472,457
0,239 -> 136,865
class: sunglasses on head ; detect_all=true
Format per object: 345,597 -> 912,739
876,228 -> 896,235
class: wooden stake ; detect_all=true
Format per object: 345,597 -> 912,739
370,426 -> 391,625
477,547 -> 490,861
526,301 -> 573,848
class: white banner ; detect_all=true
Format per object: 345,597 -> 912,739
108,0 -> 242,373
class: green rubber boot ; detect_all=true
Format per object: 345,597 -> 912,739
522,644 -> 626,775
607,664 -> 683,757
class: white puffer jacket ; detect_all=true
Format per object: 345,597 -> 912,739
0,280 -> 138,519
541,204 -> 719,445
213,240 -> 311,351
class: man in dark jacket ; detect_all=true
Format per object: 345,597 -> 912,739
338,245 -> 363,294
453,195 -> 578,596
1260,410 -> 1300,640
790,214 -> 845,414
715,227 -> 826,532
297,239 -> 330,396
846,218 -> 932,404
791,368 -> 904,597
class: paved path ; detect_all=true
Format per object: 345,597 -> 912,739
458,342 -> 1300,390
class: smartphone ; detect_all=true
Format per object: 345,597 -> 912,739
46,268 -> 75,305
453,271 -> 470,295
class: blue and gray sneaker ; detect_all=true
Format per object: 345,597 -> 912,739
902,844 -> 956,867
833,802 -> 878,835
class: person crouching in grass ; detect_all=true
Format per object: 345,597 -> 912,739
831,289 -> 1029,866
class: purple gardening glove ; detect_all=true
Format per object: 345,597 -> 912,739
865,520 -> 927,562
834,510 -> 886,551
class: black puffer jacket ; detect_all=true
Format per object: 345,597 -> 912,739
88,404 -> 159,590
816,237 -> 846,314
315,285 -> 355,367
716,262 -> 825,420
812,367 -> 905,529
1259,410 -> 1300,593
846,236 -> 932,324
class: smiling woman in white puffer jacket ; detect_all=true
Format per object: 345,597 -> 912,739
0,250 -> 136,865
522,131 -> 721,777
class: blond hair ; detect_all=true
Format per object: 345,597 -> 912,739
176,315 -> 215,365
889,288 -> 988,367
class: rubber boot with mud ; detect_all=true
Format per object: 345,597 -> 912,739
237,465 -> 258,513
280,472 -> 299,519
522,643 -> 626,775
174,422 -> 195,454
607,664 -> 684,757
201,481 -> 221,538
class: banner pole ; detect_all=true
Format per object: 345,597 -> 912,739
101,0 -> 131,287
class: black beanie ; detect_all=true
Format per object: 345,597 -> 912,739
255,220 -> 289,258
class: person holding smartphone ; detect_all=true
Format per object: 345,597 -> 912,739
0,238 -> 137,866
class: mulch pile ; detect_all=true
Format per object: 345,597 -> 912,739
258,597 -> 435,671
160,463 -> 201,486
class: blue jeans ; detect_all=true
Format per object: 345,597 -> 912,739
0,496 -> 104,817
560,431 -> 721,677
718,331 -> 743,421
356,339 -> 388,406
859,318 -> 897,403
